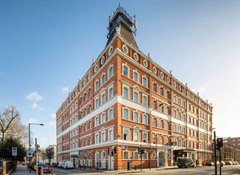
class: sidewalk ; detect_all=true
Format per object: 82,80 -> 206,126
11,165 -> 56,175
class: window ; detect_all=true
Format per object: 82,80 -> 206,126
143,132 -> 148,143
160,105 -> 164,113
143,152 -> 148,160
101,131 -> 106,143
101,74 -> 106,85
123,86 -> 129,99
142,114 -> 148,124
133,71 -> 139,82
133,111 -> 139,123
153,100 -> 157,109
108,66 -> 114,78
108,128 -> 114,141
95,80 -> 99,91
123,128 -> 129,140
160,120 -> 164,129
142,76 -> 148,87
101,113 -> 106,124
153,83 -> 157,92
101,93 -> 106,105
168,122 -> 171,130
95,133 -> 99,144
133,90 -> 139,103
108,86 -> 114,100
153,118 -> 157,127
122,65 -> 129,77
167,91 -> 171,99
95,98 -> 99,109
160,87 -> 164,96
142,95 -> 148,107
109,108 -> 114,121
95,116 -> 99,126
123,151 -> 129,160
123,108 -> 129,120
133,130 -> 139,142
133,152 -> 139,160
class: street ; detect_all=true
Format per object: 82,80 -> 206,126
12,165 -> 240,175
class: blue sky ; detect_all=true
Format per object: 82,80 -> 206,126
0,0 -> 239,148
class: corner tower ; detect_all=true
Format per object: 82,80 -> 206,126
106,5 -> 138,48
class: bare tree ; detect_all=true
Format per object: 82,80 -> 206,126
6,116 -> 28,146
0,106 -> 19,142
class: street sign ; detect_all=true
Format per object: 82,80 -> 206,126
27,150 -> 32,158
12,147 -> 17,156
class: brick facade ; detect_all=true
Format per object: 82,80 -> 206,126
56,6 -> 213,170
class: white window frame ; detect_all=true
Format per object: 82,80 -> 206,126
123,127 -> 130,141
133,89 -> 139,103
133,129 -> 139,142
142,75 -> 148,87
142,114 -> 148,125
101,92 -> 106,105
108,108 -> 114,121
101,112 -> 106,124
101,130 -> 106,143
122,84 -> 130,99
95,97 -> 99,109
123,150 -> 129,160
142,132 -> 148,143
95,80 -> 99,91
133,111 -> 139,123
133,70 -> 139,83
108,65 -> 114,79
133,151 -> 139,160
142,94 -> 148,107
122,107 -> 129,120
95,133 -> 99,144
122,64 -> 129,77
101,73 -> 106,85
108,85 -> 114,100
108,128 -> 114,141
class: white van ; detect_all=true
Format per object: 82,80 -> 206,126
62,161 -> 73,169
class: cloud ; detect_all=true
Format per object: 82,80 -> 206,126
62,86 -> 69,93
26,91 -> 43,101
28,118 -> 39,124
50,113 -> 56,119
32,103 -> 44,111
191,86 -> 207,94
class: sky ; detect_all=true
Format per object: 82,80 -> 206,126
0,0 -> 239,148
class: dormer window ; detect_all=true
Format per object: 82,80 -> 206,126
122,44 -> 129,54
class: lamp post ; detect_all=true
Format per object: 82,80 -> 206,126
213,128 -> 217,175
28,123 -> 44,172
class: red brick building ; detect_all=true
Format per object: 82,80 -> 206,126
56,6 -> 213,170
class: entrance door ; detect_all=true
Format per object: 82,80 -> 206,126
159,152 -> 165,166
101,152 -> 106,169
73,158 -> 75,168
109,156 -> 114,170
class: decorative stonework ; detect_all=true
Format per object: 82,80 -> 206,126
122,44 -> 129,54
108,45 -> 114,56
94,65 -> 99,73
143,59 -> 148,68
133,52 -> 139,61
160,72 -> 164,79
101,56 -> 106,65
152,66 -> 157,74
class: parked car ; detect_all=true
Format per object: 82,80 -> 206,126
43,164 -> 52,173
221,161 -> 225,166
206,161 -> 214,166
225,161 -> 233,165
62,161 -> 73,169
58,161 -> 66,168
177,157 -> 195,168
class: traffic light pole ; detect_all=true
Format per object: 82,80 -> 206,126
214,131 -> 217,175
219,147 -> 222,175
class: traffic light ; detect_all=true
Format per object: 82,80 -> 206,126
217,138 -> 223,148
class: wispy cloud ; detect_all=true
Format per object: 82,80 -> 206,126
50,113 -> 56,119
26,91 -> 43,101
28,118 -> 39,124
32,102 -> 44,111
62,86 -> 69,93
26,91 -> 44,111
191,86 -> 207,94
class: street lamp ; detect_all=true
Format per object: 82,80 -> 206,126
28,123 -> 44,172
